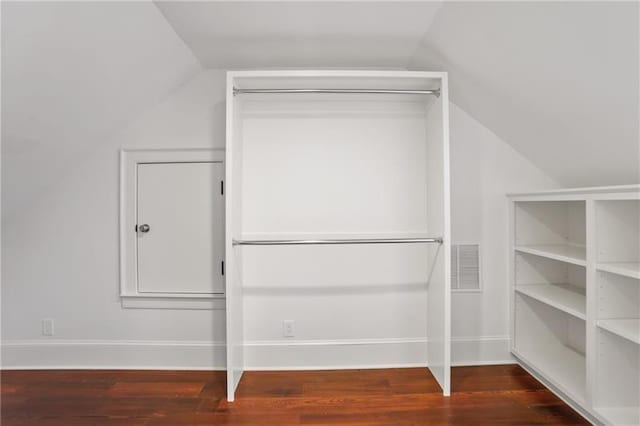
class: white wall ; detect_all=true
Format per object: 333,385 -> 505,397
2,69 -> 559,368
1,1 -> 202,222
1,70 -> 228,368
448,103 -> 559,364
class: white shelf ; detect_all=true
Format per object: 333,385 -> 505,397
515,244 -> 586,266
512,345 -> 586,406
516,284 -> 586,320
597,319 -> 640,345
597,262 -> 640,280
594,407 -> 640,426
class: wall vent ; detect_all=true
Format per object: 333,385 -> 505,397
451,244 -> 481,291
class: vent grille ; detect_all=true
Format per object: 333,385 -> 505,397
451,244 -> 481,291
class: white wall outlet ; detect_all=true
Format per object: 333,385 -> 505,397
42,318 -> 54,336
282,320 -> 295,337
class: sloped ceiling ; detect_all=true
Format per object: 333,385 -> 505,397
157,0 -> 638,186
154,1 -> 442,68
409,1 -> 639,186
1,1 -> 202,220
2,0 -> 637,202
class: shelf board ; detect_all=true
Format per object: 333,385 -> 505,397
512,345 -> 586,406
514,244 -> 586,266
596,262 -> 640,280
597,319 -> 640,345
594,407 -> 640,426
516,284 -> 586,320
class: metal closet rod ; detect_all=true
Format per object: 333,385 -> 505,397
233,237 -> 443,246
233,87 -> 440,97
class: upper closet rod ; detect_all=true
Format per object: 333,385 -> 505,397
233,237 -> 443,246
233,87 -> 440,97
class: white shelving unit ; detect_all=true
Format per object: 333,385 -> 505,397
509,185 -> 640,425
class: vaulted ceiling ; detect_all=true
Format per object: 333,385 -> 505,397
156,0 -> 639,187
409,1 -> 639,186
2,0 -> 638,216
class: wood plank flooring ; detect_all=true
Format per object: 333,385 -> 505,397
1,365 -> 588,425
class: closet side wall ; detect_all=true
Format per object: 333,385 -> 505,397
425,92 -> 451,394
225,79 -> 245,399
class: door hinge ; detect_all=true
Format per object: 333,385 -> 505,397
221,261 -> 225,276
220,180 -> 224,195
134,224 -> 138,232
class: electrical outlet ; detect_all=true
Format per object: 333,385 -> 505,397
42,319 -> 54,336
282,320 -> 295,337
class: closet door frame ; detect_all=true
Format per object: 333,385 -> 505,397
119,147 -> 225,310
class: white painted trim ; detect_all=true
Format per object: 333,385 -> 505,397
244,337 -> 428,346
225,71 -> 244,402
507,184 -> 640,198
1,340 -> 226,370
228,69 -> 448,80
509,192 -> 640,202
508,198 -> 516,355
119,148 -> 225,308
244,363 -> 430,371
121,295 -> 225,310
514,352 -> 603,425
244,337 -> 428,370
1,336 -> 511,371
226,70 -> 452,399
242,336 -> 511,370
450,336 -> 514,366
440,71 -> 452,395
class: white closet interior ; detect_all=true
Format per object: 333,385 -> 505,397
225,71 -> 451,401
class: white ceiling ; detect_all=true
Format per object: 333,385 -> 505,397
154,1 -> 443,69
157,0 -> 639,186
409,1 -> 639,186
2,0 -> 637,210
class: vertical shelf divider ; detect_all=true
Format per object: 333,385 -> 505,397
584,198 -> 596,407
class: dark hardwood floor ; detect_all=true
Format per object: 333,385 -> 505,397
1,365 -> 588,425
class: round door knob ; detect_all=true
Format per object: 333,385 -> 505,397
138,224 -> 150,233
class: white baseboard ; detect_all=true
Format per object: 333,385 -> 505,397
243,338 -> 429,370
1,336 -> 513,370
0,340 -> 227,370
451,335 -> 515,366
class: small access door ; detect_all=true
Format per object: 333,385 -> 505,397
136,162 -> 224,294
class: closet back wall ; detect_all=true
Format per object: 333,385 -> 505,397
231,72 -> 445,372
1,70 -> 558,368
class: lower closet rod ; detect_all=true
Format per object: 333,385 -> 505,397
233,237 -> 443,246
